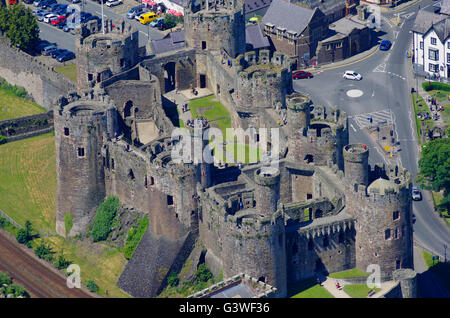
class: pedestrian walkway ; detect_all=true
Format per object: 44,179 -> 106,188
321,278 -> 351,298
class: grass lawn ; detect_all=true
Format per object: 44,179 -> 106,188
289,278 -> 334,298
0,132 -> 56,232
41,236 -> 129,297
422,250 -> 440,269
328,268 -> 370,279
343,284 -> 381,298
428,90 -> 449,103
0,89 -> 46,121
411,94 -> 434,144
0,132 -> 129,297
54,64 -> 77,83
188,95 -> 231,136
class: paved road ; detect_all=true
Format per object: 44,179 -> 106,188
293,0 -> 450,259
34,0 -> 166,50
0,230 -> 93,298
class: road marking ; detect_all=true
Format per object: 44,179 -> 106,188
353,109 -> 394,130
350,124 -> 357,132
139,31 -> 148,37
394,31 -> 399,39
373,63 -> 386,72
371,90 -> 375,97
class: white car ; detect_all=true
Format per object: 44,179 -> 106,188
343,70 -> 362,81
135,13 -> 144,21
412,187 -> 422,201
106,0 -> 122,7
44,13 -> 57,23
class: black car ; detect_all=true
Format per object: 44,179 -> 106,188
51,49 -> 67,58
158,23 -> 170,31
57,51 -> 75,62
41,0 -> 57,9
57,20 -> 67,29
34,40 -> 52,54
48,3 -> 60,12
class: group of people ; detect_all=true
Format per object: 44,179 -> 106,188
181,103 -> 189,113
186,117 -> 208,128
428,97 -> 444,121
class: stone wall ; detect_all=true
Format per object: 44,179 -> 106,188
0,37 -> 76,109
0,111 -> 54,140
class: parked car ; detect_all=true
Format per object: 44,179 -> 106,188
71,0 -> 81,3
106,0 -> 122,7
57,20 -> 67,29
42,45 -> 58,56
41,0 -> 57,9
51,16 -> 66,25
293,70 -> 313,79
51,49 -> 67,58
127,5 -> 145,19
44,13 -> 58,23
149,17 -> 164,27
36,11 -> 48,21
33,9 -> 45,16
80,12 -> 92,23
33,0 -> 44,7
57,51 -> 75,62
48,3 -> 60,12
343,70 -> 362,81
380,40 -> 392,51
34,40 -> 52,53
412,187 -> 422,201
157,23 -> 171,31
139,12 -> 159,25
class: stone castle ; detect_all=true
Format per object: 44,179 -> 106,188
53,1 -> 414,297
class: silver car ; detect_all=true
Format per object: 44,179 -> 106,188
412,187 -> 422,201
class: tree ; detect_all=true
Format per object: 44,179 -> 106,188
195,263 -> 213,283
34,242 -> 54,261
164,14 -> 177,29
16,228 -> 29,244
55,255 -> 71,270
167,272 -> 179,287
0,3 -> 39,52
418,138 -> 450,211
86,280 -> 99,293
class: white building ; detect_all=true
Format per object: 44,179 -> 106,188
412,10 -> 450,79
159,0 -> 185,14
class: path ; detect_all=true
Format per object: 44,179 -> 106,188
321,277 -> 351,298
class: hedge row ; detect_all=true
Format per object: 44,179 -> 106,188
91,196 -> 120,242
422,81 -> 450,92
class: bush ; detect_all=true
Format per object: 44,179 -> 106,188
167,272 -> 179,287
195,264 -> 213,283
0,271 -> 12,285
16,228 -> 30,244
123,216 -> 149,259
422,81 -> 450,92
0,215 -> 11,228
6,284 -> 30,298
86,280 -> 99,293
55,255 -> 71,270
164,14 -> 177,28
91,196 -> 120,242
64,213 -> 73,235
34,242 -> 54,261
0,135 -> 6,145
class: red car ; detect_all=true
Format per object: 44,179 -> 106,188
51,16 -> 66,25
293,70 -> 313,79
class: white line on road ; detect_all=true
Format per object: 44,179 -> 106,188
139,31 -> 148,37
394,31 -> 399,39
350,124 -> 357,132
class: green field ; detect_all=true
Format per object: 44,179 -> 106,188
0,133 -> 128,297
188,95 -> 231,136
288,278 -> 334,298
343,284 -> 380,298
431,192 -> 450,227
0,132 -> 56,232
328,268 -> 370,279
0,89 -> 46,121
411,94 -> 434,144
54,64 -> 77,83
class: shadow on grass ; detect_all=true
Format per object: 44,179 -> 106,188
287,277 -> 318,298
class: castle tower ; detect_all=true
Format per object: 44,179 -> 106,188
54,98 -> 118,236
347,165 -> 413,279
184,0 -> 246,58
191,122 -> 213,188
75,20 -> 139,90
393,268 -> 418,298
254,167 -> 280,217
343,143 -> 369,187
286,93 -> 311,161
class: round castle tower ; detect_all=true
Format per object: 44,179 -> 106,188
220,167 -> 287,297
343,143 -> 369,187
184,0 -> 246,58
344,148 -> 413,279
393,268 -> 418,298
286,93 -> 311,162
75,20 -> 139,90
54,97 -> 118,237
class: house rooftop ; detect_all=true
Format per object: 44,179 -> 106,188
411,9 -> 447,34
246,24 -> 270,49
151,30 -> 185,54
261,0 -> 317,34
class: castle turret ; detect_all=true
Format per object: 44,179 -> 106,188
254,167 -> 280,216
184,0 -> 246,58
393,268 -> 418,298
286,93 -> 311,161
346,164 -> 413,279
343,143 -> 369,187
54,97 -> 117,236
76,20 -> 139,90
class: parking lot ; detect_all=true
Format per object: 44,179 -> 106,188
27,0 -> 172,54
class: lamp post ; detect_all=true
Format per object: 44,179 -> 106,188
101,0 -> 105,34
